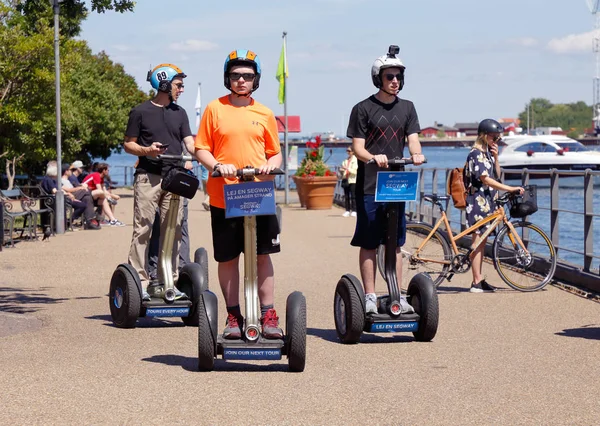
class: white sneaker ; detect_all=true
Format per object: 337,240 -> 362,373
350,211 -> 357,217
365,293 -> 378,314
399,297 -> 415,314
342,211 -> 350,217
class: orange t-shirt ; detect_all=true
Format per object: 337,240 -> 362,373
194,96 -> 281,209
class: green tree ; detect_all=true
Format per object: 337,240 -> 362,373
0,1 -> 148,175
518,98 -> 592,135
15,0 -> 135,38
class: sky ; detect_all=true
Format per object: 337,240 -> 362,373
80,0 -> 595,136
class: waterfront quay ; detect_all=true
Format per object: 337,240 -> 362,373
0,190 -> 599,425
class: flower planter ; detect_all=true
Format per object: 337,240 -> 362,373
294,175 -> 338,210
292,175 -> 306,207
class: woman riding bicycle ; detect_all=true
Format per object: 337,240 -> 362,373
465,119 -> 524,293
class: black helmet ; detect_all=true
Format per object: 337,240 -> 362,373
478,119 -> 503,134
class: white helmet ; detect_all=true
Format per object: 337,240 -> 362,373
371,45 -> 405,90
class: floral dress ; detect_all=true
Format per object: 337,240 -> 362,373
465,148 -> 498,234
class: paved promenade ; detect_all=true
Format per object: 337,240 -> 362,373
1,189 -> 599,425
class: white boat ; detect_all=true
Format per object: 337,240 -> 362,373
498,135 -> 600,175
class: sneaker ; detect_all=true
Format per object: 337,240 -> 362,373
223,313 -> 243,340
202,198 -> 210,211
480,279 -> 497,292
399,297 -> 415,314
109,219 -> 126,227
142,291 -> 151,301
350,211 -> 357,217
85,219 -> 101,230
470,282 -> 484,293
100,219 -> 110,226
365,293 -> 378,314
261,308 -> 283,339
342,211 -> 350,217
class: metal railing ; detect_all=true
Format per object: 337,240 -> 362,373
333,167 -> 600,293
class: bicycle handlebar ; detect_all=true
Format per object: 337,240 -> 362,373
366,157 -> 427,166
212,166 -> 285,178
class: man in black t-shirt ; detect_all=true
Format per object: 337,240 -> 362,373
123,63 -> 196,300
347,46 -> 425,315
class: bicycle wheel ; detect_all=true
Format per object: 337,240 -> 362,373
377,222 -> 452,289
493,222 -> 557,291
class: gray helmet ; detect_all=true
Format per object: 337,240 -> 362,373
478,119 -> 504,134
371,45 -> 405,90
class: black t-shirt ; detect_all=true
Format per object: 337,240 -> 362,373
124,100 -> 193,176
347,95 -> 421,195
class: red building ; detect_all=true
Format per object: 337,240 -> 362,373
421,122 -> 459,138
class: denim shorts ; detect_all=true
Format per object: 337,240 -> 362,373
350,194 -> 406,250
199,165 -> 209,181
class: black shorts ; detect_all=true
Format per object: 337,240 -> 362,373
210,206 -> 281,262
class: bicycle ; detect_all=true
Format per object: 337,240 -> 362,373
377,189 -> 557,292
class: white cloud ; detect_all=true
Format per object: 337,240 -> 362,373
509,37 -> 538,47
168,39 -> 219,52
547,31 -> 594,54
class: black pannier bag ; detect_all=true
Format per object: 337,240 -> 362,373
161,166 -> 200,199
510,185 -> 538,218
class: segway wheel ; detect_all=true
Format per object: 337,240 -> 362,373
194,247 -> 209,289
197,292 -> 216,371
285,291 -> 306,372
333,275 -> 365,344
407,273 -> 439,342
276,205 -> 283,232
109,265 -> 141,329
178,263 -> 207,326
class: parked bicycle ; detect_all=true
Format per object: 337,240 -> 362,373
377,188 -> 557,292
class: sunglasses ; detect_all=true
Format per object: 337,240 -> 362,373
384,73 -> 402,82
229,72 -> 256,81
174,83 -> 184,89
490,135 -> 502,142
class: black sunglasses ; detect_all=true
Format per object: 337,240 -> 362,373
384,73 -> 402,82
229,72 -> 256,81
174,83 -> 184,89
490,135 -> 502,142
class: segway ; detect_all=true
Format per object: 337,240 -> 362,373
197,166 -> 306,372
109,154 -> 206,328
334,158 -> 439,343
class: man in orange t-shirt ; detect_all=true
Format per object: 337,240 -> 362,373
194,49 -> 283,340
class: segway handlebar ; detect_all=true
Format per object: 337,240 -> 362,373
212,167 -> 285,178
366,157 -> 427,166
157,154 -> 194,162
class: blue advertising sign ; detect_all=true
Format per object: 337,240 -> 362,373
369,321 -> 419,333
374,171 -> 419,202
222,348 -> 282,360
224,181 -> 277,218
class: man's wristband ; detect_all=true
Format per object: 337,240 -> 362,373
213,163 -> 222,172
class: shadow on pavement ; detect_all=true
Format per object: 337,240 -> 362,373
0,286 -> 68,314
85,314 -> 186,328
307,327 -> 414,344
142,354 -> 289,372
555,325 -> 600,340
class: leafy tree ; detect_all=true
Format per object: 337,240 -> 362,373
15,0 -> 135,38
518,98 -> 592,136
0,0 -> 148,177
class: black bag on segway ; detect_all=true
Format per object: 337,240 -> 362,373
510,185 -> 538,218
161,166 -> 200,199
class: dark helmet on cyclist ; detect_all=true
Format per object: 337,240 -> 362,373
478,119 -> 504,135
147,63 -> 187,93
223,49 -> 262,92
371,45 -> 405,92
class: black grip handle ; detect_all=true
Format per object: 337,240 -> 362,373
212,167 -> 285,178
157,154 -> 193,162
366,157 -> 427,165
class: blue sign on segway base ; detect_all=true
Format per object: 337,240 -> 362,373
224,181 -> 277,218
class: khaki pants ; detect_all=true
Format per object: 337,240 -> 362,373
128,172 -> 184,287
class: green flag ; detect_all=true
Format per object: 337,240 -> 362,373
276,40 -> 288,104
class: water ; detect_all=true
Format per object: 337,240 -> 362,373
102,146 -> 600,270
